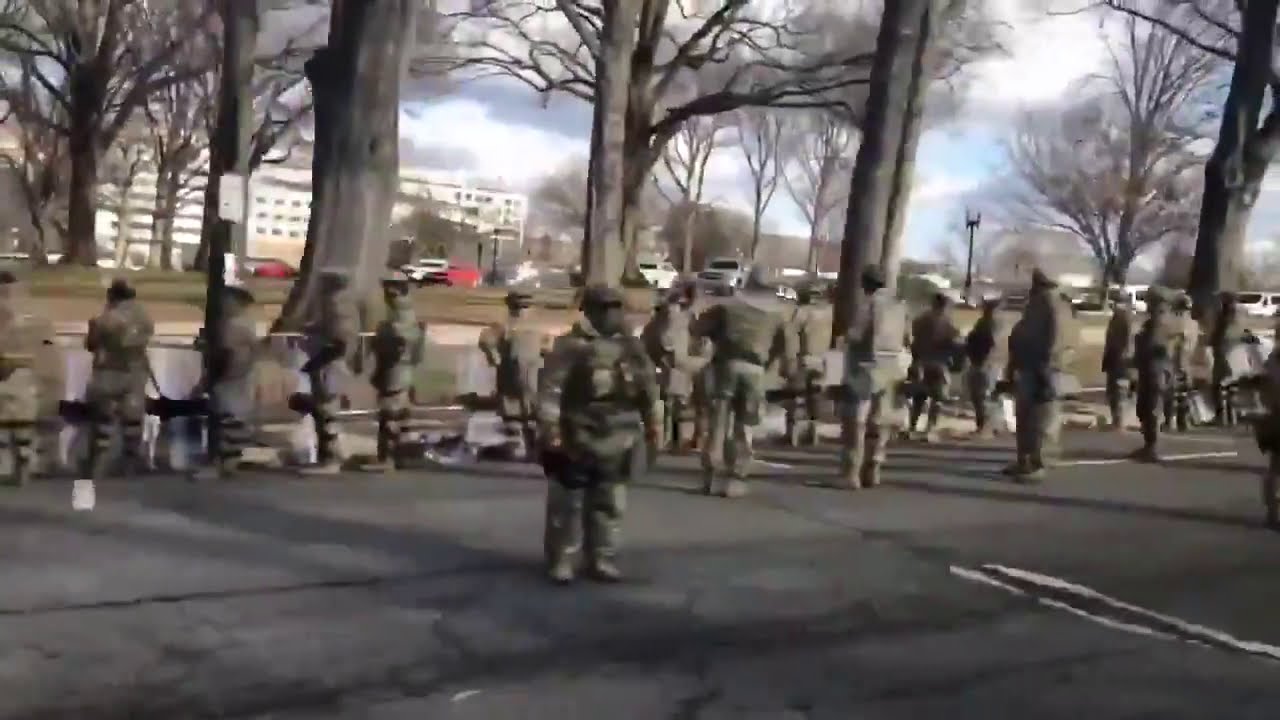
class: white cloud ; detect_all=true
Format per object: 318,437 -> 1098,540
401,98 -> 587,186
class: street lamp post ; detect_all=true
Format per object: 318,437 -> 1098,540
964,209 -> 982,301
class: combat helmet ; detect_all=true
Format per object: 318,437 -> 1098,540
381,269 -> 412,293
505,289 -> 533,309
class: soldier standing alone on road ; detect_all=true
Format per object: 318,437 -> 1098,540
1101,296 -> 1133,431
1131,287 -> 1180,463
0,271 -> 47,485
839,265 -> 910,489
479,290 -> 546,460
367,271 -> 424,470
963,298 -> 1003,439
784,281 -> 833,447
1002,270 -> 1071,482
83,279 -> 155,480
538,285 -> 660,584
300,270 -> 360,475
691,286 -> 789,498
197,285 -> 259,478
908,293 -> 960,443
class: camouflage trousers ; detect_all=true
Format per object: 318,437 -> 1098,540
839,390 -> 889,487
784,367 -> 823,446
966,366 -> 998,434
1104,369 -> 1129,429
307,368 -> 344,465
1161,368 -> 1190,432
0,368 -> 38,484
659,391 -> 694,450
1136,366 -> 1173,451
83,371 -> 147,480
908,363 -> 949,434
499,390 -> 538,460
543,455 -> 627,568
1013,377 -> 1060,469
701,360 -> 764,480
377,386 -> 411,465
1265,451 -> 1280,527
211,376 -> 254,472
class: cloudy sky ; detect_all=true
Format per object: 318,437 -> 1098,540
398,1 -> 1278,264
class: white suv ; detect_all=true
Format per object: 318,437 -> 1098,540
697,257 -> 750,293
403,258 -> 449,285
638,259 -> 678,289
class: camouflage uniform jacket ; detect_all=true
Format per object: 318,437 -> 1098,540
218,309 -> 259,383
846,288 -> 911,395
910,309 -> 959,367
539,318 -> 659,463
641,305 -> 700,396
1133,312 -> 1179,371
480,314 -> 548,402
790,303 -> 833,373
308,289 -> 361,371
1101,308 -> 1133,373
371,301 -> 423,392
86,299 -> 155,375
964,314 -> 1004,370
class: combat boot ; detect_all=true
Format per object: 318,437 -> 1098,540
1129,445 -> 1160,463
547,556 -> 576,585
1001,456 -> 1034,477
859,463 -> 881,488
974,426 -> 995,441
586,557 -> 623,583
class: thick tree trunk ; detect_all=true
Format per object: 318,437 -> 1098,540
581,0 -> 638,287
834,0 -> 931,334
65,133 -> 100,265
113,181 -> 133,268
1189,0 -> 1279,301
276,0 -> 416,329
150,171 -> 181,270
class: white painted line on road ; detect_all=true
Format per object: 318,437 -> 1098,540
451,690 -> 481,703
756,460 -> 793,470
1057,451 -> 1237,467
949,564 -> 1280,661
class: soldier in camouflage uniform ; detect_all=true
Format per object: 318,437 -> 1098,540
1131,287 -> 1180,462
783,282 -> 833,447
963,298 -> 1003,439
641,284 -> 701,451
83,279 -> 155,480
1254,344 -> 1280,529
1166,294 -> 1197,432
300,270 -> 360,474
1101,296 -> 1134,431
908,293 -> 960,442
1209,292 -> 1243,427
367,271 -> 424,470
691,287 -> 788,498
0,271 -> 45,485
1002,270 -> 1073,482
839,265 -> 910,489
479,290 -> 546,460
198,285 -> 260,478
538,285 -> 660,584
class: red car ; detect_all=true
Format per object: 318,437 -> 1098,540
249,258 -> 297,279
446,263 -> 481,288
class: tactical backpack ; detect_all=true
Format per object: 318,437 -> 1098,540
716,299 -> 777,365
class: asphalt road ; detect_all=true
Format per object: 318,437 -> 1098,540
1,428 -> 1277,719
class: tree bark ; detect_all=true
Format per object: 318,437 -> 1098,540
581,0 -> 638,287
113,180 -> 133,268
1189,0 -> 1280,301
150,169 -> 181,270
834,0 -> 931,334
65,112 -> 100,265
276,0 -> 416,329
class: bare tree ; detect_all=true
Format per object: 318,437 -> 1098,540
1096,0 -> 1278,298
446,1 -> 882,283
782,110 -> 855,273
0,58 -> 68,260
99,132 -> 148,268
0,0 -> 215,264
735,106 -> 785,260
654,115 -> 728,273
531,157 -> 591,238
999,10 -> 1215,286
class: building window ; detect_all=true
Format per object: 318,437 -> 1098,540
289,230 -> 300,238
271,228 -> 282,235
291,200 -> 302,207
256,211 -> 267,218
274,198 -> 284,205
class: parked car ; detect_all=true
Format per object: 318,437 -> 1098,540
1235,291 -> 1280,317
638,259 -> 678,289
697,257 -> 751,294
403,258 -> 450,285
447,263 -> 482,289
247,258 -> 297,279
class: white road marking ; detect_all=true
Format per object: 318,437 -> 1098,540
949,564 -> 1280,661
756,460 -> 793,470
1057,451 -> 1238,467
451,689 -> 481,703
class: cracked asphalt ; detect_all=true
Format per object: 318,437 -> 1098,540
1,427 -> 1278,719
